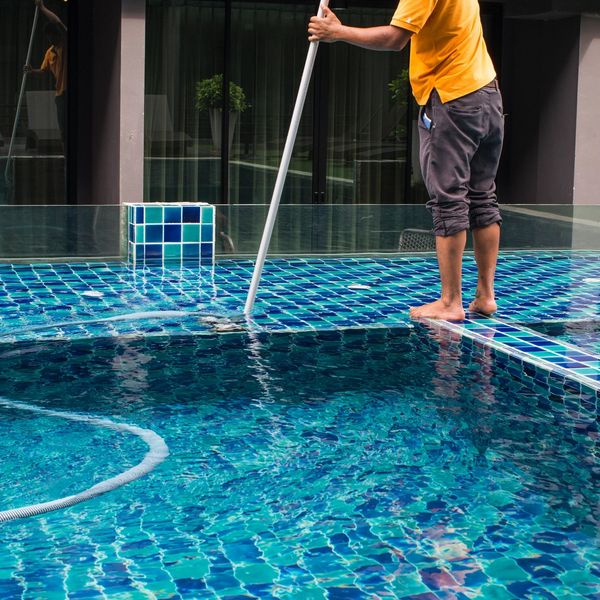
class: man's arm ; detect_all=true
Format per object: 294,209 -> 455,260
23,65 -> 45,75
35,0 -> 67,33
308,6 -> 412,52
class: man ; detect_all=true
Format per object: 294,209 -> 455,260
24,0 -> 68,149
308,1 -> 504,320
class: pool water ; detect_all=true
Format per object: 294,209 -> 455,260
0,328 -> 597,598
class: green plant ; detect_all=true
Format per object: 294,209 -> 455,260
388,69 -> 411,140
388,68 -> 409,106
195,74 -> 249,112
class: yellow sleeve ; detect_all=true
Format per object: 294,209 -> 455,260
390,0 -> 438,34
40,48 -> 52,71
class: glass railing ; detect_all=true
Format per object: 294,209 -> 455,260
0,205 -> 123,261
0,203 -> 598,262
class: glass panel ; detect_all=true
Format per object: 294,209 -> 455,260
144,0 -> 225,203
0,0 -> 68,205
0,204 -> 597,261
0,205 -> 121,260
215,204 -> 600,256
229,1 -> 314,204
325,7 -> 413,205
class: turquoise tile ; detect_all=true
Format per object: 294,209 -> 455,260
135,225 -> 145,244
145,206 -> 163,224
183,224 -> 200,243
164,244 -> 182,260
201,206 -> 214,223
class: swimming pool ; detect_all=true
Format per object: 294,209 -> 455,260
0,328 -> 598,598
0,252 -> 598,598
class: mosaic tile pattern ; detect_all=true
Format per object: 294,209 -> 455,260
0,251 -> 598,389
441,315 -> 600,390
127,203 -> 215,266
0,330 -> 597,599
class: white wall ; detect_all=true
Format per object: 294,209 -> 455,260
574,15 -> 600,205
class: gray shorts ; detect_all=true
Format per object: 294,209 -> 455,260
418,83 -> 504,237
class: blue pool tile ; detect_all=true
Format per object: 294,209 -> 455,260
201,224 -> 213,242
144,244 -> 162,259
145,225 -> 163,244
182,244 -> 200,259
164,225 -> 182,243
164,206 -> 182,224
183,206 -> 201,223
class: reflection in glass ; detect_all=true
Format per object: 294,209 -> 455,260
229,2 -> 315,205
325,7 -> 417,205
144,0 -> 225,203
1,0 -> 68,205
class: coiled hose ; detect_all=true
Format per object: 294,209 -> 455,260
0,397 -> 169,523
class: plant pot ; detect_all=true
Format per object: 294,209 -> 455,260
209,109 -> 239,153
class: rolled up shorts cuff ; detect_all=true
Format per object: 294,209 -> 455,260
469,214 -> 503,231
432,217 -> 470,237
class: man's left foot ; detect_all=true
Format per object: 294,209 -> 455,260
409,299 -> 466,321
468,297 -> 497,315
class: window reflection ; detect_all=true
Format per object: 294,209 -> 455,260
1,0 -> 67,205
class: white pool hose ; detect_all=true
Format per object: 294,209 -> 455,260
0,398 -> 169,523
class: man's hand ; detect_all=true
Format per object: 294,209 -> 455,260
308,6 -> 343,43
23,64 -> 42,75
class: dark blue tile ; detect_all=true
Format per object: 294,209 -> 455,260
183,206 -> 201,223
146,225 -> 163,243
144,244 -> 162,259
164,225 -> 182,243
201,243 -> 213,260
135,206 -> 144,224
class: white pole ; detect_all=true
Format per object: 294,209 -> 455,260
4,6 -> 40,184
244,1 -> 329,315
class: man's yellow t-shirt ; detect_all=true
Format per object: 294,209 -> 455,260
40,45 -> 67,96
390,0 -> 496,106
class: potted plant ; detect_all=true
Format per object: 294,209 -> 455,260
195,74 -> 249,152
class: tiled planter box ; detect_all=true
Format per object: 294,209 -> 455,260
126,203 -> 215,266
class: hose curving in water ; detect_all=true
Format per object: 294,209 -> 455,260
0,309 -> 246,341
0,397 -> 169,523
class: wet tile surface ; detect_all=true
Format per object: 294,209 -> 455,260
0,251 -> 598,389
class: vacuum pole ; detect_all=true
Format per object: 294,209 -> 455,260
244,1 -> 329,315
4,6 -> 40,184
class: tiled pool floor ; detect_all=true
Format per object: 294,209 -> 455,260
0,251 -> 598,388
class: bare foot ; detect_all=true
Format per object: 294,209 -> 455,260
468,296 -> 497,315
409,299 -> 466,321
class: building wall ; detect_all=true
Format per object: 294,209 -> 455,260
573,15 -> 600,205
499,16 -> 580,204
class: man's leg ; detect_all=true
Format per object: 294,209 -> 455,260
409,231 -> 467,320
469,223 -> 500,315
410,90 -> 481,320
467,86 -> 504,314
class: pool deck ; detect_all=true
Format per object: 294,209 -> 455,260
0,251 -> 598,390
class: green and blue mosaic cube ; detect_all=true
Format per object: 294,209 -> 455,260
126,203 -> 215,266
